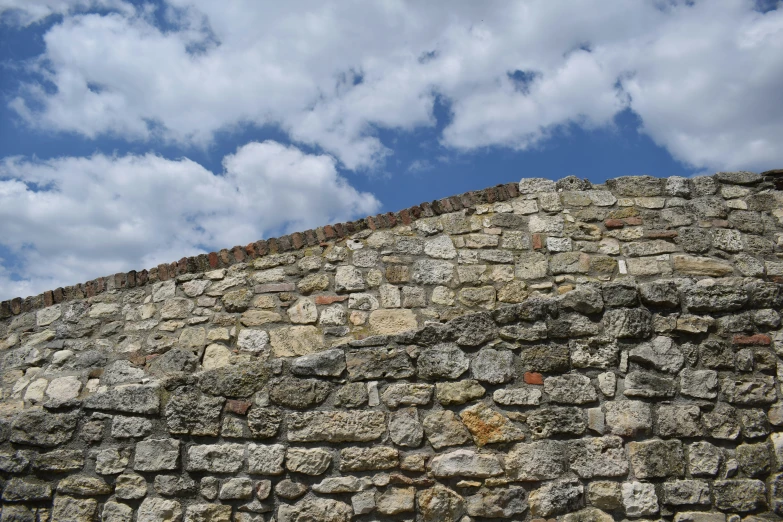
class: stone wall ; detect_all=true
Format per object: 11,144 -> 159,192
1,171 -> 783,521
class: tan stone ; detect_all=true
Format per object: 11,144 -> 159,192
241,310 -> 282,326
202,344 -> 231,370
368,309 -> 418,335
270,326 -> 325,357
673,255 -> 733,277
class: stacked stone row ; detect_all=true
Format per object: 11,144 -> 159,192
0,171 -> 782,521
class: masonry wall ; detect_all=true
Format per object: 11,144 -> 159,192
1,171 -> 783,522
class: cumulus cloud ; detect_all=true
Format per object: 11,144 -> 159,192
0,141 -> 379,299
5,0 -> 782,172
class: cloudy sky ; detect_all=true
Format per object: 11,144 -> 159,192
0,0 -> 781,300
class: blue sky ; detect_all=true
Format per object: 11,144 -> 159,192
0,0 -> 781,300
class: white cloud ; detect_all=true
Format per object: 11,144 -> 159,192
0,141 -> 379,299
6,0 -> 783,172
0,0 -> 132,26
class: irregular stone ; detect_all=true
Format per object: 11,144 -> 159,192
470,348 -> 514,384
506,440 -> 567,481
417,343 -> 469,380
83,384 -> 160,414
628,439 -> 685,478
621,482 -> 659,517
10,410 -> 78,447
334,382 -> 368,408
51,496 -> 99,522
312,476 -> 368,494
236,329 -> 269,354
720,375 -> 776,405
340,446 -> 398,471
604,308 -> 652,338
713,479 -> 767,512
198,361 -> 269,397
604,400 -> 652,437
412,259 -> 454,285
247,444 -> 285,475
186,444 -> 244,473
526,406 -> 585,439
290,349 -> 345,377
166,386 -> 224,436
269,326 -> 324,357
389,407 -> 423,447
287,411 -> 385,442
277,498 -> 352,522
154,475 -> 197,497
629,335 -> 683,373
345,347 -> 414,380
570,338 -> 619,369
435,380 -> 485,406
286,448 -> 332,475
658,404 -> 702,437
544,374 -> 597,404
466,487 -> 528,518
1,478 -> 52,501
134,439 -> 181,472
57,474 -> 112,496
529,478 -> 583,518
115,473 -> 147,499
382,383 -> 432,407
377,487 -> 415,515
32,449 -> 84,472
702,402 -> 741,440
520,344 -> 570,372
417,485 -> 466,522
680,369 -> 718,399
246,407 -> 282,438
269,377 -> 330,410
673,254 -> 734,277
422,410 -> 472,449
569,436 -> 628,478
493,387 -> 542,406
96,447 -> 130,475
103,501 -> 134,522
430,449 -> 503,478
623,371 -> 676,398
185,504 -> 231,522
275,479 -> 308,500
460,402 -> 525,445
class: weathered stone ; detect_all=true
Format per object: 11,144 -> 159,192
247,444 -> 285,475
333,382 -> 368,408
417,343 -> 469,380
604,308 -> 652,338
471,348 -> 514,384
382,383 -> 433,407
346,347 -> 414,380
570,338 -> 619,369
96,447 -> 130,475
713,479 -> 767,512
430,449 -> 503,478
84,384 -> 160,414
103,501 -> 134,522
269,377 -> 331,409
460,402 -> 525,445
629,335 -> 683,373
287,411 -> 385,442
520,344 -> 570,372
417,485 -> 466,522
587,481 -> 622,511
544,374 -> 597,404
186,444 -> 244,473
629,439 -> 685,478
166,386 -> 224,436
389,407 -> 424,447
115,473 -> 146,499
134,439 -> 181,472
466,487 -> 528,518
1,478 -> 52,501
269,325 -> 324,357
526,406 -> 585,439
658,404 -> 702,437
673,254 -> 734,276
32,449 -> 84,472
339,446 -> 398,472
312,476 -> 368,494
154,475 -> 197,497
435,380 -> 485,405
422,410 -> 472,449
198,361 -> 269,397
680,368 -> 718,399
529,478 -> 583,518
621,482 -> 658,517
721,375 -> 777,405
51,496 -> 99,522
624,371 -> 676,398
506,440 -> 567,480
184,504 -> 231,522
286,448 -> 332,475
604,400 -> 652,437
277,498 -> 352,522
493,387 -> 542,406
569,436 -> 628,478
702,402 -> 741,440
57,474 -> 112,496
246,407 -> 282,438
10,410 -> 78,447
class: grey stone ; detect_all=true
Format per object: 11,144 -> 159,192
134,439 -> 181,472
290,349 -> 345,377
621,482 -> 659,517
335,266 -> 365,292
115,473 -> 147,499
721,375 -> 777,405
466,487 -> 528,518
339,446 -> 398,471
673,513 -> 727,522
246,407 -> 282,438
629,335 -> 683,373
570,337 -> 619,369
166,386 -> 224,436
333,382 -> 368,408
312,476 -> 369,494
544,374 -> 597,404
587,481 -> 623,510
51,496 -> 99,522
412,259 -> 454,285
103,502 -> 133,522
102,360 -> 145,385
83,384 -> 160,414
739,408 -> 770,438
700,339 -> 734,369
430,449 -> 503,478
680,369 -> 718,399
685,284 -> 748,312
703,403 -> 741,440
559,285 -> 604,314
623,371 -> 676,398
381,383 -> 433,407
424,235 -> 457,259
185,503 -> 232,522
1,478 -> 52,501
520,344 -> 570,372
247,444 -> 285,475
639,280 -> 680,308
526,406 -> 586,439
286,448 -> 332,475
493,387 -> 542,406
713,479 -> 767,512
471,348 -> 514,384
269,377 -> 331,409
389,407 -> 424,447
604,308 -> 652,338
96,447 -> 131,475
658,404 -> 702,437
628,439 -> 685,478
197,361 -> 269,397
10,410 -> 79,447
287,410 -> 386,442
736,442 -> 771,477
112,416 -> 153,439
148,348 -> 198,375
32,449 -> 84,472
448,311 -> 497,346
716,170 -> 761,184
499,321 -> 548,341
377,487 -> 415,515
56,474 -> 112,496
154,475 -> 197,497
345,347 -> 414,380
606,175 -> 664,196
422,410 -> 472,449
602,282 -> 639,307
417,343 -> 469,380
569,436 -> 629,478
661,480 -> 710,505
529,478 -> 583,518
604,400 -> 652,437
186,443 -> 244,473
506,440 -> 567,480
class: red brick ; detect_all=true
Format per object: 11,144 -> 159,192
255,240 -> 269,256
304,229 -> 319,246
245,243 -> 257,258
225,399 -> 251,415
127,271 -> 137,288
315,295 -> 349,305
44,290 -> 54,307
532,234 -> 544,250
53,287 -> 65,303
524,372 -> 544,385
291,232 -> 305,250
323,225 -> 336,239
266,238 -> 279,254
604,219 -> 624,229
278,235 -> 293,251
137,270 -> 148,286
399,209 -> 412,225
623,217 -> 643,226
733,334 -> 772,346
208,252 -> 219,268
367,216 -> 377,230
